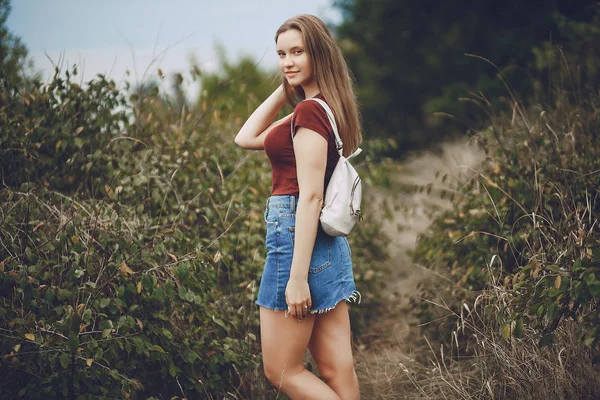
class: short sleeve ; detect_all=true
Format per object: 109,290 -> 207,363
292,100 -> 332,142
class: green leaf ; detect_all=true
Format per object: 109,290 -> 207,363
183,350 -> 199,363
99,320 -> 112,330
583,327 -> 598,346
514,319 -> 524,338
537,304 -> 545,317
82,309 -> 92,324
572,281 -> 583,298
88,338 -> 98,350
161,328 -> 173,340
149,345 -> 165,353
83,281 -> 96,289
586,272 -> 596,285
176,264 -> 189,280
25,247 -> 34,260
98,298 -> 110,308
165,279 -> 175,298
501,323 -> 511,339
168,362 -> 177,377
212,316 -> 228,331
151,287 -> 165,301
59,353 -> 70,369
68,333 -> 79,353
589,283 -> 600,297
142,274 -> 155,293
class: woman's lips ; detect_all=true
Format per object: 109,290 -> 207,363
286,72 -> 299,77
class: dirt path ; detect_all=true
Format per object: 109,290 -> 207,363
356,138 -> 485,398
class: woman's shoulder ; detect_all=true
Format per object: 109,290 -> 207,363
292,95 -> 333,139
294,95 -> 329,120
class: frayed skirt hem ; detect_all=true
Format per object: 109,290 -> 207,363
309,290 -> 362,315
255,290 -> 361,315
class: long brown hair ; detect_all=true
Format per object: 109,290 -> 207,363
275,15 -> 362,156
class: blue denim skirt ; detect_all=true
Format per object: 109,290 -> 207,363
255,195 -> 361,314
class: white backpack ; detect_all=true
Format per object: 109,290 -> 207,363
291,98 -> 363,236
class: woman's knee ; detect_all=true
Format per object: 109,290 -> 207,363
263,359 -> 302,387
318,358 -> 356,384
263,363 -> 283,387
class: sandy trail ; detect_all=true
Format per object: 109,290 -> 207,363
378,139 -> 484,299
356,139 -> 485,398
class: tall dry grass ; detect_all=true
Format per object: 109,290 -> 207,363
356,50 -> 600,399
356,276 -> 600,399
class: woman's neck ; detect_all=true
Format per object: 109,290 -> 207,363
302,83 -> 320,99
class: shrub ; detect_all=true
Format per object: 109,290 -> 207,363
411,57 -> 600,349
0,67 -> 130,191
0,58 -> 390,398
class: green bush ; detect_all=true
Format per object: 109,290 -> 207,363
411,64 -> 600,348
1,67 -> 130,191
0,57 -> 389,398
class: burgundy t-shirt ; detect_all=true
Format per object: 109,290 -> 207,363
263,94 -> 340,196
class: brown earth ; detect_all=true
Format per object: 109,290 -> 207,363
355,138 -> 485,399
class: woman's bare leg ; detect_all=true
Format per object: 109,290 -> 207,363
259,306 -> 340,399
308,302 -> 360,400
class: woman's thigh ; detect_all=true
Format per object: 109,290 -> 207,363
308,302 -> 355,377
259,306 -> 316,378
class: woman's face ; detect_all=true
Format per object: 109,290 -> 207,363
276,29 -> 316,91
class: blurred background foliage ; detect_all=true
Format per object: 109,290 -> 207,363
335,0 -> 600,156
2,0 -> 600,398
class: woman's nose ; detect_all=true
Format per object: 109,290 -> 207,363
283,56 -> 294,67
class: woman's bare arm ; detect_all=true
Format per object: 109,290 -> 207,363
290,127 -> 327,279
234,85 -> 290,150
284,126 -> 327,318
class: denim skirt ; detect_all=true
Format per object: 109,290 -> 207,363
255,195 -> 361,314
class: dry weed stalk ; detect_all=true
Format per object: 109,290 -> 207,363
397,269 -> 600,400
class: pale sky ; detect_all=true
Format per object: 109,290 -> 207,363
7,0 -> 341,96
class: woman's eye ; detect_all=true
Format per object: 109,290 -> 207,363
295,50 -> 303,55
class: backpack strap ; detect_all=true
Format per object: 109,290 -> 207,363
290,97 -> 354,158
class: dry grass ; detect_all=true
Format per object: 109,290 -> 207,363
355,280 -> 600,400
354,137 -> 600,399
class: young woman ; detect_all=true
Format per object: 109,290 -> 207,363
234,14 -> 362,399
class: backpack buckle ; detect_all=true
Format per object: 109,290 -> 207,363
350,207 -> 363,222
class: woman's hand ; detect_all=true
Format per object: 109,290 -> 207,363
285,277 -> 312,321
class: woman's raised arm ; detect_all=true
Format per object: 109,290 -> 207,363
234,85 -> 290,150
